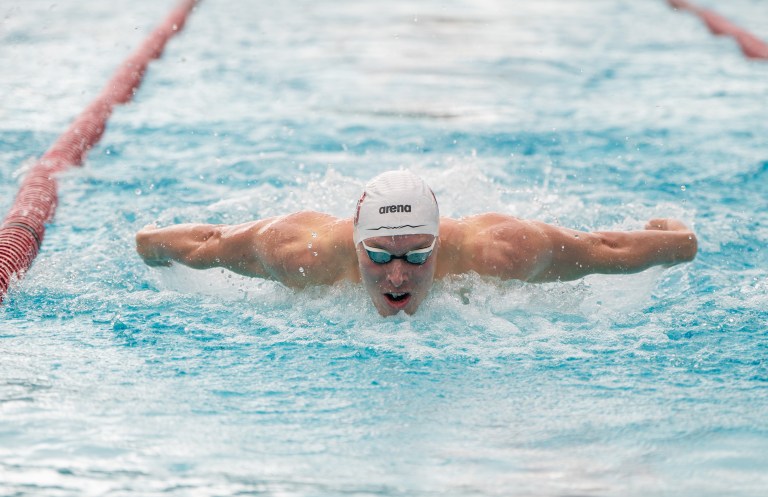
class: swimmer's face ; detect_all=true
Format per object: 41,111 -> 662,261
356,234 -> 438,316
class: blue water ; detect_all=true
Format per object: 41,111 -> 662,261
2,0 -> 768,495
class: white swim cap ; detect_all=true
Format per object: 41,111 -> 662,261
353,170 -> 439,245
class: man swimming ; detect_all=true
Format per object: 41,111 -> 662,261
136,170 -> 698,316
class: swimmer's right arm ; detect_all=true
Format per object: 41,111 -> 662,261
135,221 -> 271,277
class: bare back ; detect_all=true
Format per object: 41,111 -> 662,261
260,213 -> 546,284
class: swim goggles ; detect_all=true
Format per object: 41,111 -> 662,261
361,238 -> 437,265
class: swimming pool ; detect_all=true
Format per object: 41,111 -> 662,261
2,0 -> 767,495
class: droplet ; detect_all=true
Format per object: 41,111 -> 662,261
307,242 -> 313,249
680,185 -> 686,191
311,232 -> 318,238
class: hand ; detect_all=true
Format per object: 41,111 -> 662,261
644,218 -> 698,266
138,223 -> 159,234
136,224 -> 172,267
644,218 -> 690,232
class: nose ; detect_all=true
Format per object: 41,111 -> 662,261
386,260 -> 408,287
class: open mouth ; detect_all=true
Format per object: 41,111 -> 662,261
384,292 -> 411,308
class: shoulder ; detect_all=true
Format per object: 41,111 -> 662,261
436,214 -> 551,280
254,210 -> 342,233
249,211 -> 347,247
253,211 -> 356,287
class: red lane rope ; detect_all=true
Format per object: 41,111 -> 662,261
668,0 -> 768,59
0,0 -> 198,302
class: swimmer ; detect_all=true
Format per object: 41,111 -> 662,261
136,170 -> 698,316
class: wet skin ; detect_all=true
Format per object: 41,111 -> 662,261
355,234 -> 438,316
136,213 -> 697,316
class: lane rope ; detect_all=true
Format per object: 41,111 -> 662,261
0,0 -> 199,302
668,0 -> 768,59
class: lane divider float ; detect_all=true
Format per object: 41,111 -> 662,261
668,0 -> 768,59
0,0 -> 199,302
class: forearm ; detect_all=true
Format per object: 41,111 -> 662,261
135,224 -> 223,268
591,229 -> 698,273
530,220 -> 697,282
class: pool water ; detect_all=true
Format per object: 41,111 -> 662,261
2,0 -> 767,495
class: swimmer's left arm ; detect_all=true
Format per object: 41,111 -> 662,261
525,218 -> 698,282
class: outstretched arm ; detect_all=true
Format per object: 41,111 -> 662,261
527,218 -> 698,282
135,211 -> 355,287
135,221 -> 271,277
